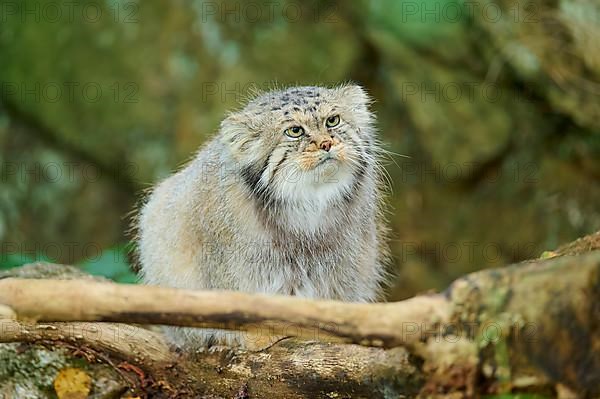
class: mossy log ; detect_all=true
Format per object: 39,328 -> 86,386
0,232 -> 599,398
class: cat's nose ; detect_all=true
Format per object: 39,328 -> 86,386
319,137 -> 333,152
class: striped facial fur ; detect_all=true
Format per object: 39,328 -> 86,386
220,85 -> 378,230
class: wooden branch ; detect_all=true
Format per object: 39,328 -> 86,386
0,321 -> 174,366
0,278 -> 450,348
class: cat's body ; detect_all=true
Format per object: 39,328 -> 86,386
137,85 -> 389,348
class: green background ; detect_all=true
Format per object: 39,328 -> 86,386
1,0 -> 599,299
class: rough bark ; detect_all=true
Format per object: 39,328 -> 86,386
0,231 -> 599,398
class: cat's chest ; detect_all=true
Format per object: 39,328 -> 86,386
229,233 -> 349,289
237,235 -> 343,268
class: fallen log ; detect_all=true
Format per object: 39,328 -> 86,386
0,231 -> 598,398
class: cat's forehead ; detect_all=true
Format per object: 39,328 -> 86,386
246,87 -> 335,113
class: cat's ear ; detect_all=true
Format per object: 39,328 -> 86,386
338,84 -> 372,109
337,84 -> 376,134
222,110 -> 264,131
220,111 -> 261,159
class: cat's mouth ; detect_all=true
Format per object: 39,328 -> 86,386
316,156 -> 337,167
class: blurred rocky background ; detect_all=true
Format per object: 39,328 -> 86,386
0,0 -> 598,299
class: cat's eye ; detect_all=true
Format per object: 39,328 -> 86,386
284,126 -> 305,138
326,115 -> 341,128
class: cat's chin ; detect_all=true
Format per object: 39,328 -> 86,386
274,168 -> 356,234
311,160 -> 354,187
273,162 -> 354,204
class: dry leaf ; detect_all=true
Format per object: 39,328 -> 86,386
53,367 -> 92,399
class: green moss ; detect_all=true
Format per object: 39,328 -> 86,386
0,344 -> 68,397
0,344 -> 126,398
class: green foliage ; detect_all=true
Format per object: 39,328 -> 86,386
0,253 -> 51,270
0,254 -> 31,270
0,244 -> 137,284
79,243 -> 137,284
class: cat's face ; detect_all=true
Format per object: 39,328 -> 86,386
221,85 -> 376,206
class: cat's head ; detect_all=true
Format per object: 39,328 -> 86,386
220,85 -> 377,207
